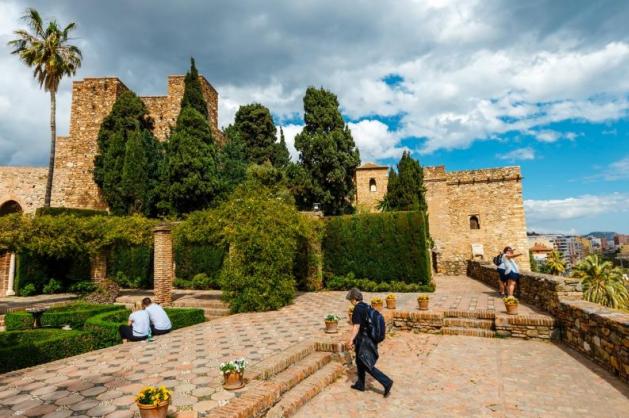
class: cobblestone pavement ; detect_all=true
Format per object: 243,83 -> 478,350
295,333 -> 629,418
0,276 -> 613,417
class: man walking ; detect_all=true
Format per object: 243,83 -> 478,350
346,288 -> 393,397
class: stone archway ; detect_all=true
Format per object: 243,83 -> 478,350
0,199 -> 22,296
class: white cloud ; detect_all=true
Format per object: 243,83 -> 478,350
524,193 -> 629,223
497,147 -> 535,161
276,124 -> 302,162
346,120 -> 405,162
604,156 -> 629,181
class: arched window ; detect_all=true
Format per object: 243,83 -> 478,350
469,215 -> 480,230
0,200 -> 22,217
369,178 -> 377,192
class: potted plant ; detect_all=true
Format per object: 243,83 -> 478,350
135,386 -> 171,418
347,305 -> 354,324
371,297 -> 384,312
503,296 -> 519,315
385,294 -> 396,309
219,358 -> 247,390
324,314 -> 340,333
417,294 -> 429,310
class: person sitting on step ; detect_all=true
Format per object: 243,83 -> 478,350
142,297 -> 172,335
118,305 -> 150,342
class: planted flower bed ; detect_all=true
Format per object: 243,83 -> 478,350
0,329 -> 94,373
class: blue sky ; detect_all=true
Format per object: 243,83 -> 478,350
0,0 -> 627,234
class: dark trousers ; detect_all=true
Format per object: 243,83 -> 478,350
118,325 -> 147,342
150,325 -> 171,336
355,353 -> 392,390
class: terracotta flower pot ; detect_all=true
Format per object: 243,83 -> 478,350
222,371 -> 245,390
385,299 -> 396,309
137,401 -> 169,418
505,303 -> 518,315
371,302 -> 384,312
418,299 -> 429,310
325,320 -> 339,334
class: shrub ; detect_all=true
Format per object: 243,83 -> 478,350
0,329 -> 94,373
5,303 -> 125,331
19,283 -> 36,296
323,211 -> 431,284
84,307 -> 205,348
35,207 -> 108,217
174,242 -> 225,281
174,278 -> 194,289
83,279 -> 121,304
324,274 -> 435,293
43,278 -> 63,294
111,271 -> 145,289
68,281 -> 97,295
108,244 -> 153,289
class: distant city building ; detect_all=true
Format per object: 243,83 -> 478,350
614,234 -> 629,246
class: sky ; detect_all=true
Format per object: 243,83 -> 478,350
0,0 -> 627,234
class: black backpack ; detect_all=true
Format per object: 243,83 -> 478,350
493,253 -> 503,266
365,305 -> 386,344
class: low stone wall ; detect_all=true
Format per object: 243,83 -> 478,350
467,261 -> 629,383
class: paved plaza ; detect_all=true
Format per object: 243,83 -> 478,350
0,277 -> 626,417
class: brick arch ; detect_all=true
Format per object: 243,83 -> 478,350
0,195 -> 25,215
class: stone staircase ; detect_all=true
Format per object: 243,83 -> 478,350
210,341 -> 347,418
442,315 -> 496,338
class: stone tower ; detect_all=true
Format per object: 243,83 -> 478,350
50,74 -> 222,210
354,162 -> 389,212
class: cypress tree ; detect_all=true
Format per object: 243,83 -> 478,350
271,127 -> 291,168
94,90 -> 161,216
180,57 -> 208,120
158,106 -> 220,216
383,151 -> 427,211
217,124 -> 248,198
233,103 -> 286,166
293,87 -> 360,215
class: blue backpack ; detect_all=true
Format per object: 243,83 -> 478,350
365,305 -> 386,344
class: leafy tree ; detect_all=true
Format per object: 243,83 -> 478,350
233,103 -> 288,167
293,87 -> 360,214
9,8 -> 82,207
216,125 -> 248,198
573,255 -> 628,309
545,250 -> 566,275
382,151 -> 427,211
158,106 -> 220,216
272,127 -> 291,168
180,57 -> 207,119
218,164 -> 301,312
94,91 -> 161,216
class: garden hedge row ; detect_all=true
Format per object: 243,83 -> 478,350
0,329 -> 94,373
323,211 -> 431,284
174,242 -> 226,281
5,303 -> 125,331
108,244 -> 153,288
84,307 -> 205,348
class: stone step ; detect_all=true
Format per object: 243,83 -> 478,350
270,352 -> 333,395
442,327 -> 496,338
172,299 -> 228,309
250,342 -> 317,381
265,361 -> 345,418
443,309 -> 495,320
443,317 -> 494,330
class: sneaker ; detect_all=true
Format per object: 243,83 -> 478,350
383,381 -> 393,398
351,383 -> 365,392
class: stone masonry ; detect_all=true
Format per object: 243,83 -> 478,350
49,74 -> 222,210
0,166 -> 47,214
354,162 -> 388,212
355,164 -> 530,274
153,225 -> 174,306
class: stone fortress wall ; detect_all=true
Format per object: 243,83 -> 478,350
355,163 -> 530,275
0,166 -> 48,214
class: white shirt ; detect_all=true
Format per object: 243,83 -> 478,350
504,256 -> 520,275
129,310 -> 150,337
145,304 -> 172,331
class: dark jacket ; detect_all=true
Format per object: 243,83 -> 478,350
356,331 -> 379,371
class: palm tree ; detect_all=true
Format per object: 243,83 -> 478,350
545,250 -> 566,275
8,8 -> 82,207
573,255 -> 629,310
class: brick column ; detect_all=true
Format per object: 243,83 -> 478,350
90,252 -> 107,284
0,251 -> 10,296
153,224 -> 173,306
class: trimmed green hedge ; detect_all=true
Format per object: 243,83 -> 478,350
108,244 -> 153,288
325,274 -> 435,292
35,207 -> 109,217
174,242 -> 226,281
15,251 -> 91,295
323,211 -> 432,284
0,329 -> 94,373
5,303 -> 125,331
84,307 -> 205,348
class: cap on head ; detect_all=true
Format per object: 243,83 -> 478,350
141,297 -> 152,307
345,288 -> 363,302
